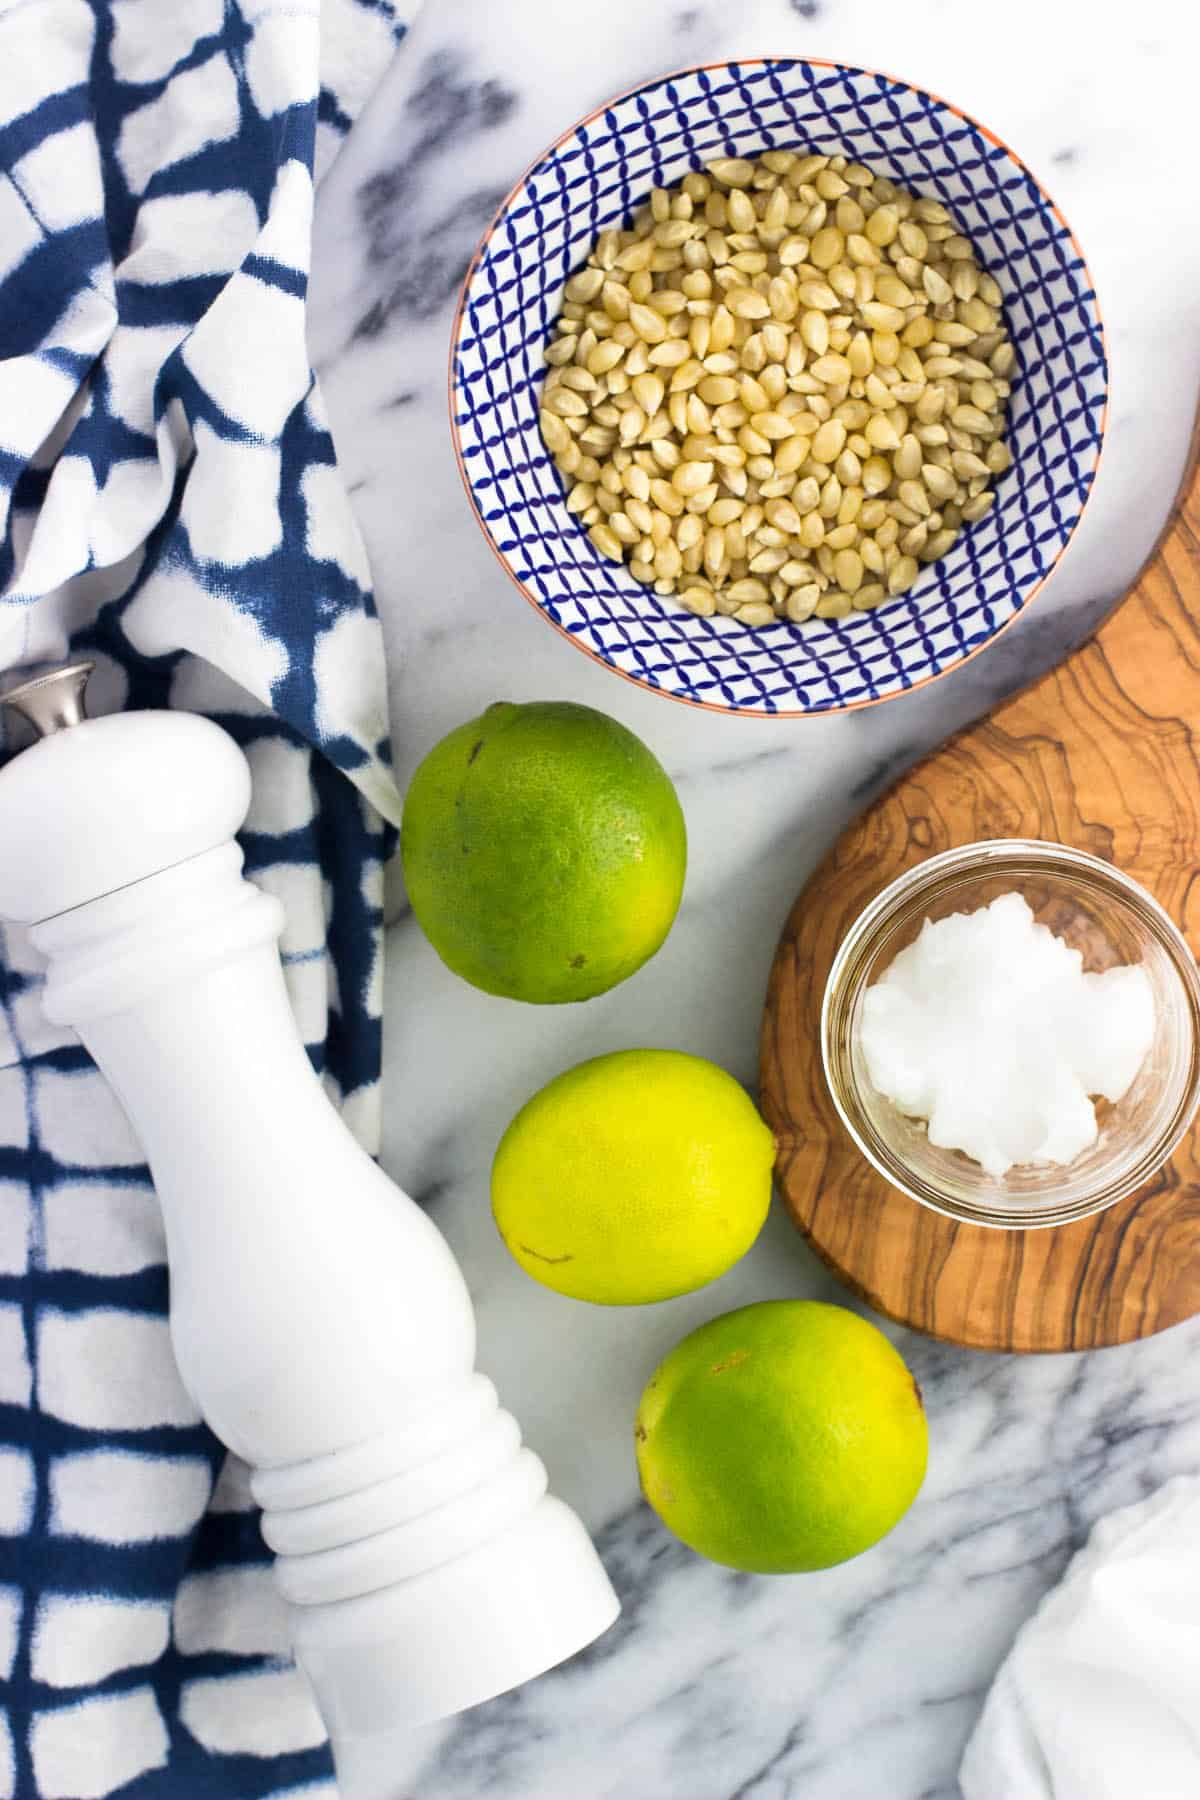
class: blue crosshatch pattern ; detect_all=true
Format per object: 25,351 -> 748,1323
453,59 -> 1108,715
0,0 -> 411,1794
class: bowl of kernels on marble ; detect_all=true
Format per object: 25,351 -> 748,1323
450,58 -> 1107,717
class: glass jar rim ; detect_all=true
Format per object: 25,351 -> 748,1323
820,839 -> 1200,1229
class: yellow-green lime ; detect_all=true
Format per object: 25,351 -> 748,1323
400,701 -> 686,1004
491,1049 -> 774,1304
636,1300 -> 928,1572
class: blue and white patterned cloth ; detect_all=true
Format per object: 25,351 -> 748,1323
0,2 -> 411,1792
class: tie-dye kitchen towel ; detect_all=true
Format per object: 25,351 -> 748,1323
0,1 -> 410,1791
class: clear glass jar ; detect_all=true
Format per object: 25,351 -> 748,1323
821,840 -> 1200,1229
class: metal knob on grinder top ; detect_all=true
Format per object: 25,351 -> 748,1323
0,659 -> 94,738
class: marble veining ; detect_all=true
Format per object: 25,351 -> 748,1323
308,0 -> 1200,1792
345,48 -> 521,341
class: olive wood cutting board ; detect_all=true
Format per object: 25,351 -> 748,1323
761,416 -> 1200,1352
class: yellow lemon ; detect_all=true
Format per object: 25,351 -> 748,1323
636,1300 -> 928,1571
400,701 -> 686,1004
492,1050 -> 774,1304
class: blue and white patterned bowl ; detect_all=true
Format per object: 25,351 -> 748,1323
450,59 -> 1107,717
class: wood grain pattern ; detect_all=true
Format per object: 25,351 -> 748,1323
760,420 -> 1200,1352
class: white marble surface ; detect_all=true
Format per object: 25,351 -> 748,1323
309,2 -> 1200,1793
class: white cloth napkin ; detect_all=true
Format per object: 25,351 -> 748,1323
961,1476 -> 1200,1800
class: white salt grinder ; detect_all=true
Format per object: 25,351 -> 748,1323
0,664 -> 618,1797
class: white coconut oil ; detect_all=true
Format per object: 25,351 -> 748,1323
859,892 -> 1156,1178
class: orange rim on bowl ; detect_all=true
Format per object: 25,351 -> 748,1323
448,58 -> 1108,718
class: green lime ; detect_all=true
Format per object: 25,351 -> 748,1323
400,701 -> 686,1004
636,1300 -> 928,1572
492,1049 -> 774,1304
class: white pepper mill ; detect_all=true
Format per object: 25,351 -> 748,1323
0,665 -> 618,1797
